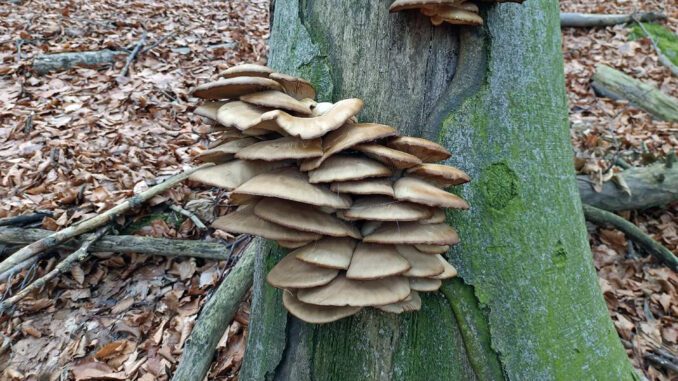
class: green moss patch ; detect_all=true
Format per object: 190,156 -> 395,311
629,23 -> 678,66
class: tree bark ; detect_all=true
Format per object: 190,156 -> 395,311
560,12 -> 666,28
240,1 -> 638,380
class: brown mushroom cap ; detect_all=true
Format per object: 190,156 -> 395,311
406,163 -> 471,187
235,136 -> 322,161
337,196 -> 432,222
277,240 -> 314,249
188,160 -> 289,190
346,243 -> 411,280
195,101 -> 227,121
297,274 -> 411,307
192,76 -> 283,100
267,252 -> 339,288
220,63 -> 273,78
409,277 -> 443,292
389,0 -> 464,12
395,245 -> 445,277
308,155 -> 392,184
386,136 -> 451,162
352,144 -> 423,169
294,237 -> 357,269
376,291 -> 422,313
415,244 -> 450,254
282,290 -> 361,324
363,222 -> 460,245
240,90 -> 313,115
212,205 -> 321,242
269,72 -> 317,100
431,255 -> 458,279
195,137 -> 258,163
330,178 -> 395,197
394,177 -> 469,209
434,7 -> 483,25
420,208 -> 446,224
361,220 -> 383,236
254,198 -> 362,239
259,99 -> 363,140
216,101 -> 272,133
230,167 -> 352,209
300,123 -> 397,171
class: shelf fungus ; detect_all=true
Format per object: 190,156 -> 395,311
389,0 -> 523,26
189,64 -> 471,323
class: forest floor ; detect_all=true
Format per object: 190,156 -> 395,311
0,0 -> 676,380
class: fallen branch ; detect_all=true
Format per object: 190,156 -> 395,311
592,64 -> 678,121
645,353 -> 678,374
0,227 -> 231,260
172,237 -> 259,381
169,204 -> 207,231
0,226 -> 109,314
583,204 -> 678,271
0,212 -> 52,227
0,163 -> 213,277
560,12 -> 666,28
32,50 -> 125,75
632,18 -> 678,77
578,162 -> 678,211
119,32 -> 147,78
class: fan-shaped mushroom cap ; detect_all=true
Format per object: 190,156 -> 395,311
409,277 -> 442,292
192,76 -> 283,99
188,160 -> 288,190
346,243 -> 410,280
240,90 -> 313,115
269,72 -> 316,100
361,220 -> 383,236
431,255 -> 458,279
337,196 -> 432,222
216,101 -> 274,133
389,0 -> 463,12
395,245 -> 444,277
220,63 -> 273,78
294,237 -> 357,269
195,137 -> 258,163
415,244 -> 450,254
254,198 -> 361,239
259,99 -> 363,140
267,252 -> 338,288
283,290 -> 361,323
405,163 -> 470,187
308,155 -> 392,184
376,291 -> 422,313
195,101 -> 227,121
394,177 -> 469,209
420,208 -> 446,224
277,240 -> 314,249
363,222 -> 460,245
300,123 -> 397,171
231,167 -> 352,209
433,7 -> 483,25
386,136 -> 451,162
312,102 -> 334,116
330,179 -> 394,197
297,274 -> 410,307
235,136 -> 322,161
212,205 -> 320,242
352,144 -> 423,169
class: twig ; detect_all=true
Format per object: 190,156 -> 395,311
0,226 -> 109,314
645,353 -> 678,373
0,255 -> 41,283
119,32 -> 148,77
0,333 -> 9,355
142,31 -> 178,53
169,204 -> 208,230
0,163 -> 214,277
0,212 -> 52,227
632,17 -> 678,77
583,204 -> 678,271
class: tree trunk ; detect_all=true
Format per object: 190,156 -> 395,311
240,1 -> 638,380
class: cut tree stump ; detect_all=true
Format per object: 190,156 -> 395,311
560,12 -> 666,28
32,50 -> 126,74
592,64 -> 678,121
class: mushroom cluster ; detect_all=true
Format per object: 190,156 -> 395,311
389,0 -> 523,26
189,64 -> 471,324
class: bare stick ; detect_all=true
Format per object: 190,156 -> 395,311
119,32 -> 148,77
0,227 -> 109,313
0,212 -> 52,227
560,11 -> 666,28
169,204 -> 208,230
0,163 -> 213,276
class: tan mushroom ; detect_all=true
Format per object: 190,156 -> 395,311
308,155 -> 392,184
352,144 -> 423,169
195,137 -> 258,163
415,244 -> 450,254
395,245 -> 444,277
297,274 -> 411,307
269,72 -> 317,100
188,160 -> 289,190
195,101 -> 227,121
283,290 -> 361,324
394,177 -> 469,209
277,240 -> 315,249
431,255 -> 458,279
376,291 -> 422,313
389,0 -> 464,12
216,101 -> 273,133
337,196 -> 432,222
430,7 -> 483,26
230,167 -> 351,209
267,252 -> 339,288
254,198 -> 361,239
235,136 -> 322,161
419,208 -> 446,224
240,90 -> 313,115
220,63 -> 273,78
192,76 -> 283,100
406,163 -> 471,187
409,277 -> 443,292
386,136 -> 451,162
212,205 -> 321,242
361,220 -> 383,236
206,128 -> 245,148
363,222 -> 460,245
294,237 -> 357,269
330,178 -> 395,197
346,243 -> 411,280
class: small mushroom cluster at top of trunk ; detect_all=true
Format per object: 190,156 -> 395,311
389,0 -> 524,26
189,64 -> 471,324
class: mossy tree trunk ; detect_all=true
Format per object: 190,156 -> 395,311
240,1 -> 639,380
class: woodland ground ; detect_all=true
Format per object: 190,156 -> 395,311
0,0 -> 675,380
